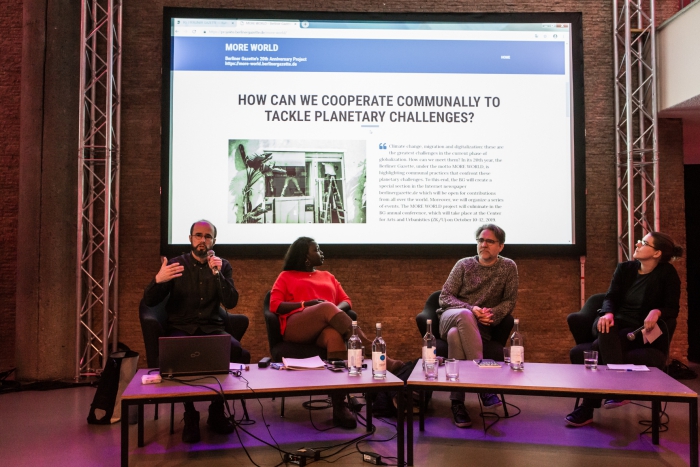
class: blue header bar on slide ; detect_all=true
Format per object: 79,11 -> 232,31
173,37 -> 565,74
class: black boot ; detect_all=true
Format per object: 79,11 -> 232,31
182,409 -> 201,443
207,400 -> 234,434
331,393 -> 357,429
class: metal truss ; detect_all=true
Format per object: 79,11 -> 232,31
614,0 -> 660,261
76,0 -> 122,378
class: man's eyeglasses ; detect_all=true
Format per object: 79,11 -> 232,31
476,238 -> 498,245
192,233 -> 215,240
637,239 -> 657,249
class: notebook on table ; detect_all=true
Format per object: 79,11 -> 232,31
158,335 -> 231,377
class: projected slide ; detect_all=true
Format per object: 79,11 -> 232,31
164,12 -> 583,250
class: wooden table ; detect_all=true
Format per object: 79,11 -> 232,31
405,360 -> 698,466
121,366 -> 406,467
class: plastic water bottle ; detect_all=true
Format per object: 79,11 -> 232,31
422,319 -> 437,366
510,318 -> 524,370
347,321 -> 363,376
372,323 -> 387,379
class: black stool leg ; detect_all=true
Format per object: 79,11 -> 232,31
170,403 -> 175,434
241,399 -> 250,421
501,394 -> 509,417
281,397 -> 285,417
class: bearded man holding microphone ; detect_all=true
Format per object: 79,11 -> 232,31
143,219 -> 250,443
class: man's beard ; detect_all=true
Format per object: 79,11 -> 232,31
191,244 -> 208,259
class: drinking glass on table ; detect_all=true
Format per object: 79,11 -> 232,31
445,358 -> 459,381
424,360 -> 438,380
584,350 -> 598,370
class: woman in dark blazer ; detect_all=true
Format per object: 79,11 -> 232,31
566,231 -> 683,427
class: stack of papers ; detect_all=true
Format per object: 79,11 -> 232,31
606,364 -> 650,371
281,356 -> 326,370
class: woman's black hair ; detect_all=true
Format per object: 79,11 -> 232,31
649,231 -> 684,263
283,236 -> 315,271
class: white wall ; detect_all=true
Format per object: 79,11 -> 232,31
658,1 -> 700,114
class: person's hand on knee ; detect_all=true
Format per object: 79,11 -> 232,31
478,307 -> 494,325
597,313 -> 614,333
472,306 -> 493,325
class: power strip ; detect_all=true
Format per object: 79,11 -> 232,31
297,448 -> 320,460
282,453 -> 307,466
363,452 -> 383,465
282,448 -> 320,465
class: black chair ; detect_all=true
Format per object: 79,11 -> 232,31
567,293 -> 675,369
263,291 -> 357,362
415,290 -> 513,416
262,290 -> 357,415
567,293 -> 676,409
415,290 -> 515,362
139,296 -> 250,431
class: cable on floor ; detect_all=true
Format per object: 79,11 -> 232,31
476,396 -> 522,433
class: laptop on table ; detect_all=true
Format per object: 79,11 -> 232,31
158,335 -> 231,377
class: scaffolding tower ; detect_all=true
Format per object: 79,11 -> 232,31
614,0 -> 660,261
76,0 -> 122,378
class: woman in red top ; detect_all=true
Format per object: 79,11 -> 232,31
270,237 -> 356,359
270,236 -> 401,428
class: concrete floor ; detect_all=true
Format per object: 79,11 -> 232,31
1,365 -> 699,467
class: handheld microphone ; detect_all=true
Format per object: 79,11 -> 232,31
207,250 -> 219,274
627,326 -> 644,341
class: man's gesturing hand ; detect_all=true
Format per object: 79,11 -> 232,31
155,257 -> 184,283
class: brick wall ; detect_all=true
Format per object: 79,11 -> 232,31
0,0 -> 22,371
0,0 -> 688,370
116,0 -> 688,366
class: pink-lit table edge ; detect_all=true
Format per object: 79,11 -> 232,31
121,365 -> 405,467
404,360 -> 698,467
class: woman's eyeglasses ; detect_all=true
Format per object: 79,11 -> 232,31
636,239 -> 657,249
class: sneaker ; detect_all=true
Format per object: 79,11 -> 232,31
451,401 -> 472,428
565,406 -> 594,427
479,393 -> 502,408
604,399 -> 630,409
347,396 -> 365,413
331,394 -> 357,429
182,409 -> 201,443
207,400 -> 234,434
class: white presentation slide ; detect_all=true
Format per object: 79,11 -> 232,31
165,15 -> 581,247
